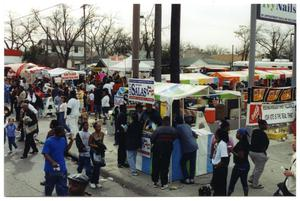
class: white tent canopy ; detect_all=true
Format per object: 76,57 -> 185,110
44,68 -> 86,77
109,56 -> 153,72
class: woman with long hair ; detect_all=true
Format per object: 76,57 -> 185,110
228,128 -> 250,196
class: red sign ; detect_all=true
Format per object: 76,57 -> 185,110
61,72 -> 79,80
247,103 -> 262,126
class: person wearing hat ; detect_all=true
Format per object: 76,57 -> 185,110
228,128 -> 250,196
68,173 -> 90,196
249,119 -> 269,189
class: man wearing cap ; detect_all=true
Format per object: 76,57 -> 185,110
68,173 -> 90,196
42,126 -> 74,196
249,119 -> 269,189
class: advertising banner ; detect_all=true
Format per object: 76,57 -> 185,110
265,88 -> 281,102
252,87 -> 267,102
114,95 -> 125,106
257,4 -> 296,25
247,102 -> 296,125
61,71 -> 79,80
261,102 -> 296,124
251,87 -> 295,103
128,79 -> 155,104
246,103 -> 263,126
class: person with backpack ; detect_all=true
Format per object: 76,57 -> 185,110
228,128 -> 250,196
75,122 -> 92,181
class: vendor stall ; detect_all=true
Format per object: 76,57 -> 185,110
161,73 -> 219,85
129,82 -> 241,181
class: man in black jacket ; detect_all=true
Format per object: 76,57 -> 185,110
249,119 -> 269,189
151,116 -> 177,190
94,84 -> 103,120
21,103 -> 39,159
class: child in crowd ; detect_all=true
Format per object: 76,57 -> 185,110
5,118 -> 18,154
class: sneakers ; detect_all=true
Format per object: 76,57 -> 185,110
131,172 -> 138,176
189,179 -> 195,184
181,179 -> 190,184
161,184 -> 169,190
153,182 -> 159,188
7,151 -> 12,154
96,184 -> 102,188
248,179 -> 253,184
20,156 -> 27,159
251,184 -> 264,189
89,183 -> 96,189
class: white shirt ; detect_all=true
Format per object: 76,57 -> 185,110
101,95 -> 110,107
86,84 -> 96,92
89,93 -> 94,101
28,104 -> 38,115
212,140 -> 228,165
78,131 -> 91,157
103,83 -> 113,95
67,98 -> 80,116
286,153 -> 296,195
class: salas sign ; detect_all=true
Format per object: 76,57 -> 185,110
61,72 -> 79,80
246,102 -> 296,125
257,4 -> 296,25
128,78 -> 155,104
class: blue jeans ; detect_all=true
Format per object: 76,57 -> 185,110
5,92 -> 10,104
77,156 -> 92,180
45,171 -> 68,196
7,136 -> 17,151
180,150 -> 197,180
126,150 -> 137,173
90,152 -> 101,184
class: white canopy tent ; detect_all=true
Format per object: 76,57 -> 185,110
109,56 -> 154,72
43,68 -> 86,77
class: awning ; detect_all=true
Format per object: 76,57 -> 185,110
154,82 -> 212,104
43,68 -> 86,77
162,73 -> 218,85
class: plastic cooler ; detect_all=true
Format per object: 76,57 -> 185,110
204,108 -> 216,124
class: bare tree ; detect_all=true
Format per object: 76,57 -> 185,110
4,13 -> 39,51
204,45 -> 229,55
33,4 -> 96,67
234,24 -> 262,60
140,15 -> 154,58
256,25 -> 293,61
109,28 -> 132,55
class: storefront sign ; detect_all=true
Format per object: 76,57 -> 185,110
251,87 -> 295,103
140,137 -> 151,158
128,79 -> 155,104
261,102 -> 296,124
61,71 -> 79,80
257,4 -> 296,25
252,87 -> 267,102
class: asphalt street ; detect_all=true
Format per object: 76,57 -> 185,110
4,116 -> 294,197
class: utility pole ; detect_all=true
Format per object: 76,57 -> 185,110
292,26 -> 296,87
81,4 -> 89,70
231,44 -> 234,68
248,4 -> 257,102
132,4 -> 140,78
46,27 -> 49,66
154,4 -> 162,82
170,4 -> 181,118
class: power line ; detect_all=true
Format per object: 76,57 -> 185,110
6,3 -> 63,22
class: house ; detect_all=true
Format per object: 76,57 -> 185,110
38,39 -> 84,68
4,49 -> 23,64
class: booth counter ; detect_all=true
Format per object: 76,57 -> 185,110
136,129 -> 213,181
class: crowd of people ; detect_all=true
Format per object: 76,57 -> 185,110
4,70 -> 296,197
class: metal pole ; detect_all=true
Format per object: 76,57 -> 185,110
292,25 -> 296,87
248,4 -> 257,102
154,4 -> 162,82
46,27 -> 49,65
132,4 -> 140,78
82,4 -> 88,70
170,4 -> 181,118
231,45 -> 234,68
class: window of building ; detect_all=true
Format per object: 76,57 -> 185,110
51,45 -> 56,52
74,46 -> 78,53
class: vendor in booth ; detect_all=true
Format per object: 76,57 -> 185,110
141,103 -> 162,131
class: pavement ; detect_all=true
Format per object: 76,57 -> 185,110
4,116 -> 295,196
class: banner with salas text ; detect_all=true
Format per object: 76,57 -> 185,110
128,79 -> 155,104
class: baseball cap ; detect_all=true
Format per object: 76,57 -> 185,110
68,174 -> 89,185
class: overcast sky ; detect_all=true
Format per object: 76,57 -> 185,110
3,0 -> 296,51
